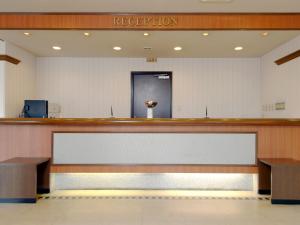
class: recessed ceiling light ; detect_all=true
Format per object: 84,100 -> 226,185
174,46 -> 182,51
84,32 -> 91,36
23,32 -> 31,36
52,46 -> 62,50
143,32 -> 150,36
113,46 -> 122,51
202,32 -> 209,36
234,46 -> 243,51
261,32 -> 269,37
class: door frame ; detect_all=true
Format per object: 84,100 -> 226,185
131,71 -> 173,118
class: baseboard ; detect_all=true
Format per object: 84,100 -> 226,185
258,189 -> 271,195
0,198 -> 36,203
37,187 -> 50,194
271,199 -> 300,205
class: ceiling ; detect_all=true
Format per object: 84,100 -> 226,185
0,0 -> 300,13
0,30 -> 299,58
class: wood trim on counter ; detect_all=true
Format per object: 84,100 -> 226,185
2,118 -> 300,126
1,123 -> 300,172
51,165 -> 258,173
275,50 -> 300,65
0,55 -> 21,65
0,13 -> 300,30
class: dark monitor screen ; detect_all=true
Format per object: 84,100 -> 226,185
24,100 -> 48,118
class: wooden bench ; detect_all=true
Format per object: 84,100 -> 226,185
0,157 -> 50,203
258,158 -> 300,204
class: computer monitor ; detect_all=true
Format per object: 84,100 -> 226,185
24,100 -> 48,118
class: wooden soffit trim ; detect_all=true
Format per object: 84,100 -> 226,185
0,13 -> 300,30
275,50 -> 300,65
0,55 -> 21,65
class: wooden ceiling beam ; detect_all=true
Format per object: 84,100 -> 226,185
0,55 -> 21,65
275,50 -> 300,65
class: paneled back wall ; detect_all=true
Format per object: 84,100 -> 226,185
3,41 -> 37,117
0,41 -> 37,118
261,35 -> 300,118
0,41 -> 6,117
36,57 -> 261,118
0,62 -> 4,118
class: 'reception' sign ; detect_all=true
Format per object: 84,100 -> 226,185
112,16 -> 179,27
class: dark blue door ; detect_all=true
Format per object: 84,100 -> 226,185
131,72 -> 172,118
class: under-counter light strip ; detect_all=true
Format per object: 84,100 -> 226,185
52,173 -> 256,191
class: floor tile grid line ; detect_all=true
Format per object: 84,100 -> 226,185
37,196 -> 271,201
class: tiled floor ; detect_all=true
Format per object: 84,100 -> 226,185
0,190 -> 300,225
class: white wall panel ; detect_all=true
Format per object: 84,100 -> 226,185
0,41 -> 5,117
4,41 -> 36,117
36,57 -> 261,118
53,133 -> 256,165
0,65 -> 4,118
261,35 -> 300,118
0,67 -> 4,117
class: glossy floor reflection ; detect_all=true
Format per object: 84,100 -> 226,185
0,190 -> 299,225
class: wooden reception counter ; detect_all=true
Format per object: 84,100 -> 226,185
2,117 -> 300,126
1,118 -> 300,173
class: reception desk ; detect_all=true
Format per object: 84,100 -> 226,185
1,118 -> 300,203
1,118 -> 300,173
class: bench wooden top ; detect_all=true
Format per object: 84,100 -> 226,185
259,158 -> 300,166
1,157 -> 50,165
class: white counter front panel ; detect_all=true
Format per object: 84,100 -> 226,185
53,133 -> 256,165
